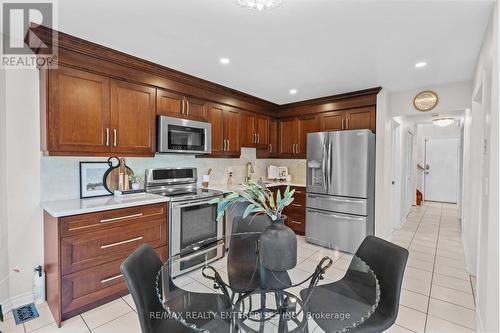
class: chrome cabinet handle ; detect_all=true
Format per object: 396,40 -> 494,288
254,133 -> 256,144
269,144 -> 272,153
181,99 -> 185,114
227,139 -> 230,151
101,274 -> 123,284
113,129 -> 117,146
223,139 -> 226,151
100,213 -> 143,223
185,99 -> 190,115
290,220 -> 302,225
105,128 -> 110,146
101,236 -> 144,249
291,203 -> 302,207
346,118 -> 349,129
296,144 -> 300,154
257,133 -> 260,143
341,119 -> 345,130
292,144 -> 296,154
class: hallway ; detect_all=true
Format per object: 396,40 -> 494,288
387,202 -> 476,333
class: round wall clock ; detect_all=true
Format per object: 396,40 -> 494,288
413,90 -> 439,112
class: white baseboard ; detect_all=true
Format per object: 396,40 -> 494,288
1,291 -> 34,315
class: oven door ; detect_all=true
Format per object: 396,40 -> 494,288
157,116 -> 211,154
170,196 -> 223,256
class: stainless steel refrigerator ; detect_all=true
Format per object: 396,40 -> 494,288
306,129 -> 375,253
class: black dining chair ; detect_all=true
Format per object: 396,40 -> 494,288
227,215 -> 292,300
300,235 -> 409,333
120,244 -> 230,333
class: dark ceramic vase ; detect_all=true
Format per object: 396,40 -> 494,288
259,216 -> 297,271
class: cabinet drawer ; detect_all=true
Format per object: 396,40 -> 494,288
61,246 -> 166,317
286,216 -> 305,234
61,203 -> 167,237
61,219 -> 167,275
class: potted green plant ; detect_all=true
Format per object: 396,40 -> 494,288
212,181 -> 298,271
130,175 -> 143,190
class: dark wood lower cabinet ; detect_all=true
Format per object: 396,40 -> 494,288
269,186 -> 306,235
44,203 -> 168,326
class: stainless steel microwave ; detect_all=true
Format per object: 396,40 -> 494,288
157,116 -> 211,154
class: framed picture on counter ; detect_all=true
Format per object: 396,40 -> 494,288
79,161 -> 112,199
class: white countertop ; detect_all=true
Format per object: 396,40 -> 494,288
42,193 -> 169,218
207,181 -> 306,194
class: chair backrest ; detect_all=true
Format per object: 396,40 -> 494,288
120,244 -> 164,333
354,236 -> 409,319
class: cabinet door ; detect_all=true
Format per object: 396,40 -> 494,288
298,115 -> 319,156
256,116 -> 269,146
110,80 -> 156,155
345,107 -> 375,131
279,119 -> 297,155
184,96 -> 208,121
240,112 -> 256,147
268,119 -> 279,156
156,89 -> 184,118
208,104 -> 224,154
224,109 -> 240,155
49,67 -> 111,154
321,111 -> 344,131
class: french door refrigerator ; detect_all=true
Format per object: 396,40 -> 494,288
306,129 -> 375,253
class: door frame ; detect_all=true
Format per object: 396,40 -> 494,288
404,131 -> 414,216
390,120 -> 402,229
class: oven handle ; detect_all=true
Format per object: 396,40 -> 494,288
171,197 -> 222,208
177,240 -> 224,261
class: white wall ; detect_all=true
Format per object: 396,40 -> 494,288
465,3 -> 499,332
0,69 -> 10,309
1,68 -> 307,309
390,81 -> 473,117
374,89 -> 393,239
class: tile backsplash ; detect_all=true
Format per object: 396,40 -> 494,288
40,148 -> 306,202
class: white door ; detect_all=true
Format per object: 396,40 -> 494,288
424,138 -> 459,203
391,121 -> 401,229
405,132 -> 414,215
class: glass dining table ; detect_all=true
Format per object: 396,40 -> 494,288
155,233 -> 380,333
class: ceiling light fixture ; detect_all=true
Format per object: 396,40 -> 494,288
433,118 -> 454,128
289,89 -> 297,95
219,57 -> 230,65
415,61 -> 427,68
236,0 -> 283,10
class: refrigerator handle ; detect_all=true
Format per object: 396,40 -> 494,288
322,136 -> 328,191
327,136 -> 333,190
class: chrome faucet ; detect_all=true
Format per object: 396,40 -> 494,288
245,162 -> 254,184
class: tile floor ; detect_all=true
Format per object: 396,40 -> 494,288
0,202 -> 476,333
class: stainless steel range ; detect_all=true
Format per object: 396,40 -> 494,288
145,167 -> 224,277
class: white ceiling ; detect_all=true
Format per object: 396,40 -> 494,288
57,0 -> 494,104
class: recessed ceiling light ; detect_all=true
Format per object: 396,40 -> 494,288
289,89 -> 298,95
415,61 -> 427,68
219,57 -> 230,65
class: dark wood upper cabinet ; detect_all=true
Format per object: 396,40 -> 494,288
224,109 -> 241,155
297,115 -> 319,157
321,111 -> 344,131
47,67 -> 111,154
240,113 -> 269,148
257,118 -> 279,158
156,89 -> 208,121
110,80 -> 156,155
256,116 -> 269,146
345,107 -> 375,131
184,96 -> 208,121
240,112 -> 257,147
208,104 -> 224,154
279,119 -> 298,156
204,104 -> 240,157
156,89 -> 183,118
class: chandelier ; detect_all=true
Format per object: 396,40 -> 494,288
236,0 -> 284,10
433,118 -> 455,128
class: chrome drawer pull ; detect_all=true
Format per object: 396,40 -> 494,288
290,220 -> 302,224
100,274 -> 123,284
101,236 -> 143,249
100,213 -> 143,223
291,203 -> 302,207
